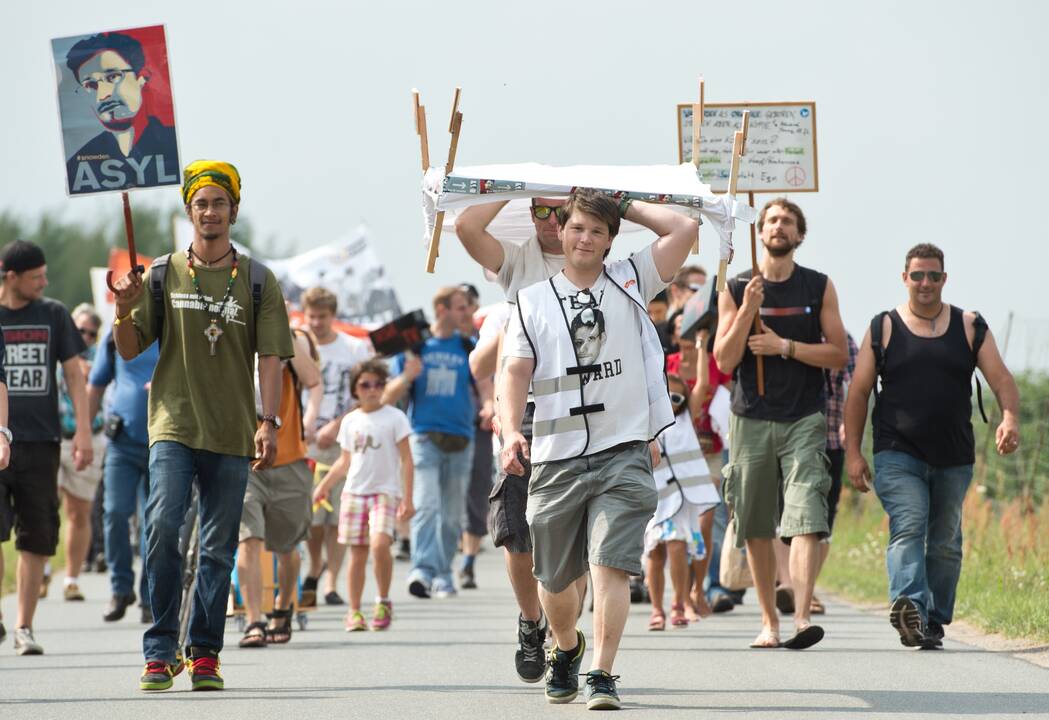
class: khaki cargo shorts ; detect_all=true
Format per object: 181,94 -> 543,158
721,412 -> 830,547
58,434 -> 107,501
240,459 -> 313,553
527,441 -> 657,593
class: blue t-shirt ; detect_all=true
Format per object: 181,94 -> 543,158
89,330 -> 160,445
391,334 -> 474,438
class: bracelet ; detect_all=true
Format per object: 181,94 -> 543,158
789,339 -> 796,358
618,197 -> 634,218
113,310 -> 132,326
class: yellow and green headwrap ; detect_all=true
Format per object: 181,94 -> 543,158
182,160 -> 242,205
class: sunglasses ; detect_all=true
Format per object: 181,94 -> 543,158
531,205 -> 560,220
79,328 -> 98,339
908,270 -> 944,283
357,380 -> 386,391
669,392 -> 686,405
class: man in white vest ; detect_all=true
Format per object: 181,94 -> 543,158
500,189 -> 698,710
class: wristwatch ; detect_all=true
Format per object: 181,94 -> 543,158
0,426 -> 12,444
259,414 -> 282,429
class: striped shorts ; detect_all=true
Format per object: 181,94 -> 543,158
338,492 -> 397,546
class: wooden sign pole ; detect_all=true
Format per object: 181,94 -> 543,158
105,191 -> 144,292
749,188 -> 765,396
716,111 -> 749,293
424,87 -> 464,273
689,76 -> 704,254
412,89 -> 430,172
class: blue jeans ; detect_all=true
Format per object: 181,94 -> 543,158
103,433 -> 149,598
142,441 -> 249,662
873,450 -> 973,626
408,433 -> 473,588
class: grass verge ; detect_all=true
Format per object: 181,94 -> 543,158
821,485 -> 1049,643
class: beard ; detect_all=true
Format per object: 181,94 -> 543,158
764,237 -> 797,258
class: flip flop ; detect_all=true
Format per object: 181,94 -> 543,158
782,624 -> 824,650
748,630 -> 781,648
810,595 -> 826,615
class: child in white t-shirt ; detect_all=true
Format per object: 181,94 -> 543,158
313,359 -> 414,631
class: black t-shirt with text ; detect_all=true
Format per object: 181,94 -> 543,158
0,298 -> 85,442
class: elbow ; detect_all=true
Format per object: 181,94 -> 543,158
831,348 -> 849,370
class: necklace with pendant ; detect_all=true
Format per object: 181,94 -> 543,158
909,303 -> 943,332
186,245 -> 239,357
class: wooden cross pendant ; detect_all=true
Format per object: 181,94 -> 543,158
205,321 -> 223,356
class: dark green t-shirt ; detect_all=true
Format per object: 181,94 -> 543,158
130,252 -> 294,457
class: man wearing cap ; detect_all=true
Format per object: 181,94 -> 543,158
0,240 -> 93,655
111,160 -> 293,691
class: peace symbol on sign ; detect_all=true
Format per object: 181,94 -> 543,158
785,165 -> 806,187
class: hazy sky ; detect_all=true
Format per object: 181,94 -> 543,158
3,1 -> 1046,369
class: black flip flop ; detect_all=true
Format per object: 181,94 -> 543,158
782,624 -> 824,650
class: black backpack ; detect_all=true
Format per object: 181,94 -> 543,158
150,253 -> 268,348
869,310 -> 989,423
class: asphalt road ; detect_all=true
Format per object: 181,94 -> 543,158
2,546 -> 1047,719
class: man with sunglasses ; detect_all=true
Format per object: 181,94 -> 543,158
713,198 -> 848,651
455,198 -> 571,682
844,242 -> 1020,649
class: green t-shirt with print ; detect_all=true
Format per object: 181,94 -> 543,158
130,251 -> 294,457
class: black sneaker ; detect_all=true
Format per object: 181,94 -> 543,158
103,592 -> 137,622
459,565 -> 477,590
920,620 -> 945,650
889,596 -> 927,647
324,591 -> 345,606
545,629 -> 585,704
395,538 -> 411,561
583,670 -> 622,710
515,614 -> 548,683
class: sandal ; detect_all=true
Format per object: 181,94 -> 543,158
749,628 -> 781,649
265,606 -> 294,644
670,603 -> 689,628
648,610 -> 666,631
238,621 -> 268,648
810,595 -> 826,615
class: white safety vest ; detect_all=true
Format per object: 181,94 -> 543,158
652,412 -> 720,524
515,257 -> 674,464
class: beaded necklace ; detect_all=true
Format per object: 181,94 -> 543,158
186,244 -> 239,356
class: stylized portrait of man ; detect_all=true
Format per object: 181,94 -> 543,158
570,306 -> 606,367
54,27 -> 180,195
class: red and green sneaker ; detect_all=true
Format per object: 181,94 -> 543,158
139,652 -> 186,692
189,648 -> 223,691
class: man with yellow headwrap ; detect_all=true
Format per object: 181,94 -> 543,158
111,160 -> 294,692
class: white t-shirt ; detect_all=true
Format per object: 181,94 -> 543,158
503,245 -> 667,455
337,405 -> 412,497
313,332 -> 373,428
496,236 -> 566,302
478,302 -> 511,341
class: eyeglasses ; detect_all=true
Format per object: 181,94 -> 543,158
908,270 -> 944,283
190,199 -> 231,213
77,68 -> 135,93
357,380 -> 386,391
531,205 -> 560,221
669,392 -> 686,405
79,327 -> 98,340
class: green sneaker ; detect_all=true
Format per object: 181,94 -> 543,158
188,647 -> 223,691
139,654 -> 185,692
584,670 -> 622,710
545,629 -> 585,704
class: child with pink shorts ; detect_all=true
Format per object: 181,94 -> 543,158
313,359 -> 414,631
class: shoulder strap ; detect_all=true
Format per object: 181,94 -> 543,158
869,311 -> 889,401
249,257 -> 265,319
151,254 -> 172,347
971,311 -> 989,424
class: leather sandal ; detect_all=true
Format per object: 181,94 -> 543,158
648,610 -> 666,631
238,621 -> 268,648
266,606 -> 294,644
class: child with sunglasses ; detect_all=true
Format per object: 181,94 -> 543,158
313,359 -> 414,632
643,374 -> 719,630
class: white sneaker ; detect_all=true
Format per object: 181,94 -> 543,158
14,627 -> 43,655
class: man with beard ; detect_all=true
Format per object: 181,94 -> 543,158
63,31 -> 179,194
713,198 -> 848,651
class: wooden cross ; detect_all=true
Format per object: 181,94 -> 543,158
414,87 -> 464,273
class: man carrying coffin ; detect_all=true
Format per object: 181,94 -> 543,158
500,189 -> 697,709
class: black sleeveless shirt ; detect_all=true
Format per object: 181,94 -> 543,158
873,306 -> 976,467
728,264 -> 827,421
